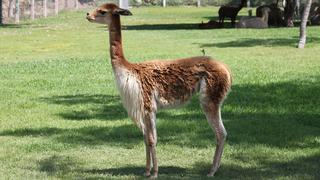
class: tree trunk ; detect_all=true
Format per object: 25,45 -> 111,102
284,0 -> 295,27
298,0 -> 312,48
2,0 -> 11,24
14,0 -> 19,23
197,0 -> 201,7
75,0 -> 78,9
64,0 -> 67,9
119,0 -> 129,9
162,0 -> 166,7
9,0 -> 14,17
30,0 -> 35,20
0,0 -> 3,25
55,0 -> 58,15
43,0 -> 47,18
295,0 -> 300,19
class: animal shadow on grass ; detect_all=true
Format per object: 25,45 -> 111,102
124,23 -> 199,30
41,94 -> 127,121
193,152 -> 320,179
98,18 -> 233,31
37,154 -> 187,177
123,22 -> 234,30
199,36 -> 320,48
83,166 -> 187,177
217,153 -> 320,179
39,155 -> 79,175
0,23 -> 47,29
0,124 -> 142,147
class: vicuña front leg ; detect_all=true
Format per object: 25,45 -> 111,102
144,112 -> 158,178
202,102 -> 227,177
144,136 -> 152,177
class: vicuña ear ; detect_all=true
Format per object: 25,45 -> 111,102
113,8 -> 133,16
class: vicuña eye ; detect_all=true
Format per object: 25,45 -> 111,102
100,11 -> 107,15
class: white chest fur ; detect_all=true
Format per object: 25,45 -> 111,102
113,67 -> 145,130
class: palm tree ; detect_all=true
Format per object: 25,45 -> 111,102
14,0 -> 19,23
298,0 -> 313,48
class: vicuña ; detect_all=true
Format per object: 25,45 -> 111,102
86,3 -> 232,178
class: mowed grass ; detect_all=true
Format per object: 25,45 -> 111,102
0,6 -> 320,179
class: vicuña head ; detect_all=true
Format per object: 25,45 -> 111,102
86,3 -> 232,178
86,3 -> 132,24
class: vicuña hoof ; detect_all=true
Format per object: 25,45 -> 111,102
150,172 -> 158,178
144,171 -> 151,177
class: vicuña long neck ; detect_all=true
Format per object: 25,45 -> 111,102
108,15 -> 129,67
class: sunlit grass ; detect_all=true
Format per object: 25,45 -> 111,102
0,6 -> 319,179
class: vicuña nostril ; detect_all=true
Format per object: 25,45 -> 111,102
86,13 -> 89,16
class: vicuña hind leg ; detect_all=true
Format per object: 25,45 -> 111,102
201,102 -> 227,177
144,135 -> 152,177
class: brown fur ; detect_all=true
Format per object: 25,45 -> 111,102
87,3 -> 232,178
310,3 -> 320,25
130,57 -> 231,111
218,0 -> 247,27
199,20 -> 223,29
237,7 -> 270,29
236,17 -> 268,28
256,4 -> 285,27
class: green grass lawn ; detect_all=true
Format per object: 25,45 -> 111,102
0,6 -> 320,179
